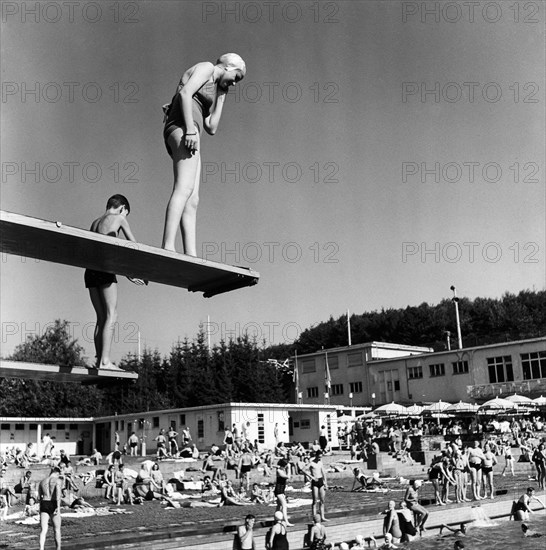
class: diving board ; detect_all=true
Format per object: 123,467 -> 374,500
0,360 -> 138,384
0,210 -> 260,297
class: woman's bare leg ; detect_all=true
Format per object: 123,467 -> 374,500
162,129 -> 200,253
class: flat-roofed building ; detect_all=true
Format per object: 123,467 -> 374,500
295,342 -> 433,407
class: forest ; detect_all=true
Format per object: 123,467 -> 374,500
1,290 -> 544,416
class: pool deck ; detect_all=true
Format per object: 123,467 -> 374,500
16,491 -> 541,550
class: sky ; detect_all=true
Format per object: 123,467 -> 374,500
1,0 -> 544,364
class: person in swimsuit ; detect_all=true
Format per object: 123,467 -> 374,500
85,195 -> 145,369
161,53 -> 246,255
235,514 -> 256,550
481,442 -> 497,499
224,427 -> 234,456
309,450 -> 328,521
238,449 -> 254,492
268,510 -> 289,550
467,441 -> 485,500
274,458 -> 293,526
512,487 -> 545,521
308,513 -> 327,550
383,500 -> 402,542
38,466 -> 62,550
404,479 -> 428,533
501,441 -> 515,476
397,501 -> 417,542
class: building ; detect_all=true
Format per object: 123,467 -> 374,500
295,342 -> 433,407
1,403 -> 364,456
296,337 -> 546,407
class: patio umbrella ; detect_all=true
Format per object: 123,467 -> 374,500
373,402 -> 408,417
446,401 -> 480,414
505,394 -> 533,405
336,415 -> 354,423
533,395 -> 546,407
405,404 -> 424,416
478,397 -> 517,413
423,400 -> 451,414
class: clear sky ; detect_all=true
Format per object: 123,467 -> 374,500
1,1 -> 544,363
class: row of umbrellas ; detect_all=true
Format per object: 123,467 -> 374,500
350,394 -> 546,419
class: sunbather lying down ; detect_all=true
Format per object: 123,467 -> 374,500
351,469 -> 387,492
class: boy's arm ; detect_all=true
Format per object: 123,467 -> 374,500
119,218 -> 147,285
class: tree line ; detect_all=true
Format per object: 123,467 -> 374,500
1,290 -> 544,416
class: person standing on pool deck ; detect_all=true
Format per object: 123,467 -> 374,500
85,195 -> 145,369
467,441 -> 485,500
309,450 -> 328,521
38,466 -> 62,550
274,458 -> 293,526
161,53 -> 246,255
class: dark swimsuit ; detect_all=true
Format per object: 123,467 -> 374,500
274,474 -> 286,496
163,78 -> 217,157
39,499 -> 58,515
271,525 -> 289,550
84,269 -> 117,289
311,478 -> 325,489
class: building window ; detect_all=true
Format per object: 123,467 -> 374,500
43,424 -> 52,430
197,419 -> 204,438
452,360 -> 469,375
387,380 -> 401,391
302,359 -> 316,373
300,419 -> 311,429
327,356 -> 339,369
29,424 -> 37,431
307,387 -> 319,398
521,351 -> 546,380
408,366 -> 423,379
15,424 -> 24,430
217,411 -> 225,432
179,414 -> 186,426
429,363 -> 445,377
257,413 -> 265,443
152,417 -> 160,428
347,352 -> 363,367
120,420 -> 125,431
1,424 -> 10,430
487,355 -> 514,383
349,381 -> 363,393
56,424 -> 65,430
69,424 -> 78,431
331,384 -> 344,395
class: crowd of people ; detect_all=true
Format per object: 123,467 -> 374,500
2,412 -> 546,550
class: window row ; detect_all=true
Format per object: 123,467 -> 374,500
301,352 -> 363,373
307,381 -> 364,399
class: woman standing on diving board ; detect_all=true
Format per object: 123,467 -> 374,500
161,53 -> 246,255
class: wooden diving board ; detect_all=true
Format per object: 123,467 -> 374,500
0,210 -> 260,297
0,360 -> 138,384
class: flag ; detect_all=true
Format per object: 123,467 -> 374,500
325,352 -> 332,393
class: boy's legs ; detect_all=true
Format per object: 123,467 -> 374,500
89,283 -> 118,368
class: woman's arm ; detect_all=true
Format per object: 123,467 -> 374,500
204,90 -> 227,135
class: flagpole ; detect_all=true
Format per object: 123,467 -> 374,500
294,350 -> 300,404
347,309 -> 352,346
325,351 -> 331,405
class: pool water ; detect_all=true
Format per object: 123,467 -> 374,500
412,510 -> 546,550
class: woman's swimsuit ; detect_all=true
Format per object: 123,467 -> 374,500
163,78 -> 217,157
274,473 -> 286,496
271,525 -> 289,550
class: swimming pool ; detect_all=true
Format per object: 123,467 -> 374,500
414,510 -> 546,550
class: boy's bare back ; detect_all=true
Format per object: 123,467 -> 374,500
90,212 -> 128,238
